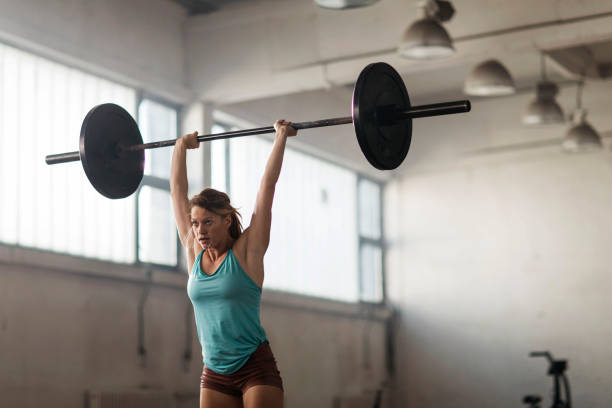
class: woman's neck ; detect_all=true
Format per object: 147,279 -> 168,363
205,237 -> 234,260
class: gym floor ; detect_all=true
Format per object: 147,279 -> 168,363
1,1 -> 611,408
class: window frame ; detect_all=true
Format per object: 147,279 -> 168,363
134,92 -> 182,271
209,120 -> 235,193
357,175 -> 386,304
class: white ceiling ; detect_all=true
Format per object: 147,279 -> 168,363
186,0 -> 612,103
187,0 -> 612,178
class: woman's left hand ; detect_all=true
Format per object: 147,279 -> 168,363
274,119 -> 298,137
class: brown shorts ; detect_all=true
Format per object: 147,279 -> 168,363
200,341 -> 284,397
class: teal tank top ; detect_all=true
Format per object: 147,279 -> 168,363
187,248 -> 268,374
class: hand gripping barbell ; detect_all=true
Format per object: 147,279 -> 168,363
45,62 -> 471,199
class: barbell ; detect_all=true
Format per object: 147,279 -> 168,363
45,62 -> 471,199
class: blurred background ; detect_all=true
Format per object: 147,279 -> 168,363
0,0 -> 611,407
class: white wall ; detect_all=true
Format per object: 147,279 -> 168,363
384,86 -> 612,407
0,0 -> 190,103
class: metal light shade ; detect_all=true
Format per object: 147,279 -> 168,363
562,109 -> 602,152
464,59 -> 516,96
522,81 -> 565,125
314,0 -> 378,9
398,18 -> 455,59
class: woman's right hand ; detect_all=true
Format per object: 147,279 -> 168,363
180,131 -> 200,149
274,120 -> 297,138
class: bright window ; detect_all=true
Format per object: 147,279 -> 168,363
0,42 -> 136,263
210,124 -> 231,192
210,121 -> 384,303
136,98 -> 179,267
358,178 -> 384,302
138,184 -> 177,266
139,99 -> 176,179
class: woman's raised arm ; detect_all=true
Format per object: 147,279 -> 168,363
171,132 -> 199,252
246,120 -> 297,256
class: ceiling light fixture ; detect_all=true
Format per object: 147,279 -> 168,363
562,80 -> 602,152
398,0 -> 455,59
464,59 -> 516,96
314,0 -> 379,10
523,54 -> 565,125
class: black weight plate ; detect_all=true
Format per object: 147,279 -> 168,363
352,62 -> 411,170
79,103 -> 144,199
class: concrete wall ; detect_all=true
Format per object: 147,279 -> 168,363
0,255 -> 200,407
384,85 -> 612,408
0,246 -> 390,408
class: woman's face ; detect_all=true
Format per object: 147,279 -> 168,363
190,206 -> 230,249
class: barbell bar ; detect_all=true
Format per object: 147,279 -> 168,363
45,62 -> 471,199
45,101 -> 468,164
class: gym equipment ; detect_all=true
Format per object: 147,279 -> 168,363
527,351 -> 572,408
45,62 -> 471,199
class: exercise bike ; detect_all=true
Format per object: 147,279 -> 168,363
523,351 -> 572,408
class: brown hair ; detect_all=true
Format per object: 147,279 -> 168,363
189,188 -> 243,240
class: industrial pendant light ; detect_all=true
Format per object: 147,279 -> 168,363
523,54 -> 565,125
562,80 -> 602,152
464,59 -> 516,96
398,0 -> 455,59
314,0 -> 378,9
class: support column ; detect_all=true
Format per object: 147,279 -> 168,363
181,100 -> 215,195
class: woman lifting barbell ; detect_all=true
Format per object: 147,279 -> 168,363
170,119 -> 297,408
